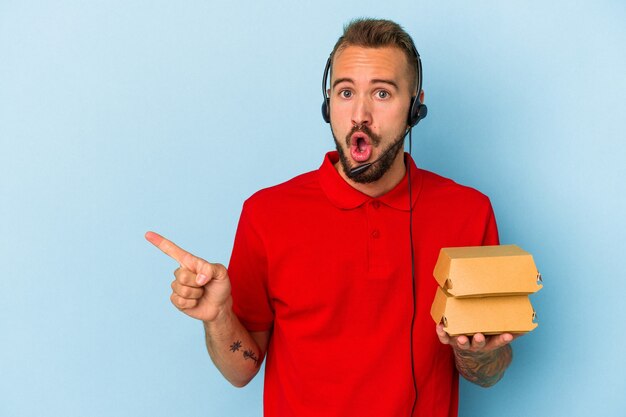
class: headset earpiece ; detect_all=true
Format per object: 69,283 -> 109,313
408,97 -> 428,127
407,46 -> 427,127
321,57 -> 332,123
322,98 -> 330,123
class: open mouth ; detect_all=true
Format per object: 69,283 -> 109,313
350,133 -> 372,162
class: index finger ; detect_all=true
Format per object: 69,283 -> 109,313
145,231 -> 195,269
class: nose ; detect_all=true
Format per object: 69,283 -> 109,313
351,95 -> 372,128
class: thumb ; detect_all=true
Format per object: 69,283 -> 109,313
195,262 -> 229,286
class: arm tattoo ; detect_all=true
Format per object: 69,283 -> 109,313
229,340 -> 260,367
454,345 -> 512,388
243,349 -> 259,366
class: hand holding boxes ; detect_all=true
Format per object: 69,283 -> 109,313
430,245 -> 542,336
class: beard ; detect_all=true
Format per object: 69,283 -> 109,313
333,124 -> 406,184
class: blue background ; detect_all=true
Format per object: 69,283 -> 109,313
1,1 -> 624,416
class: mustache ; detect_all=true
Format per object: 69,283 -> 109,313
345,125 -> 382,147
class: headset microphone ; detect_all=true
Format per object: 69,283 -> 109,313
348,128 -> 412,177
349,162 -> 376,177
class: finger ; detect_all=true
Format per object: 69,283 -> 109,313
485,333 -> 515,351
455,335 -> 470,350
174,267 -> 204,288
189,263 -> 229,287
436,323 -> 451,344
145,231 -> 197,270
171,280 -> 204,299
194,262 -> 229,285
170,293 -> 199,310
174,263 -> 221,287
471,333 -> 486,350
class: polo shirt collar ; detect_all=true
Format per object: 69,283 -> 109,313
318,151 -> 423,211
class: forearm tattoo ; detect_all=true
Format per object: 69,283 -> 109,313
229,340 -> 260,367
454,345 -> 512,387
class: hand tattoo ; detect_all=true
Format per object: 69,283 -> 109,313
454,345 -> 512,387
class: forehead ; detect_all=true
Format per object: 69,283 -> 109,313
331,45 -> 412,88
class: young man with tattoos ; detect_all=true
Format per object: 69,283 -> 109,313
146,18 -> 516,417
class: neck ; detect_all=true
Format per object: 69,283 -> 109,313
335,151 -> 407,198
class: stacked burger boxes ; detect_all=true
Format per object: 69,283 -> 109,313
430,245 -> 542,336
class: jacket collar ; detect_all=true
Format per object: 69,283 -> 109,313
318,151 -> 423,211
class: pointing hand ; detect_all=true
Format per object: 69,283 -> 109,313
145,231 -> 232,322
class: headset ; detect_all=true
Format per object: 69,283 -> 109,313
321,44 -> 428,127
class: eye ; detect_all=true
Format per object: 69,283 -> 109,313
340,90 -> 353,99
376,90 -> 390,99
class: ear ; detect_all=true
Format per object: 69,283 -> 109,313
419,89 -> 425,104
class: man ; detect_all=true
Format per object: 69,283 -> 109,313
146,18 -> 515,417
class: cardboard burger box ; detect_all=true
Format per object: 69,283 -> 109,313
430,245 -> 542,336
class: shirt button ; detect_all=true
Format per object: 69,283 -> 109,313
371,229 -> 380,239
372,200 -> 381,209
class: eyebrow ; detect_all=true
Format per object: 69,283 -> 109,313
332,77 -> 399,90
